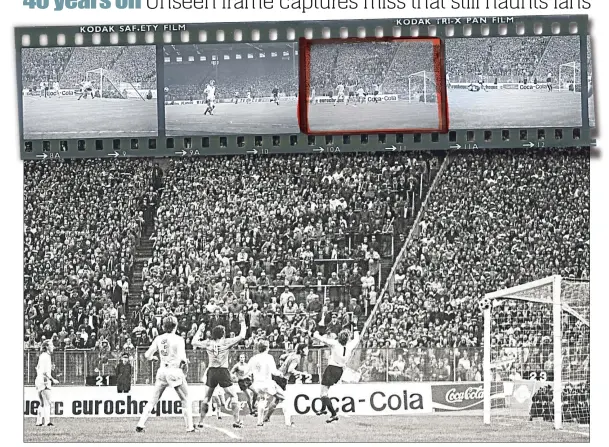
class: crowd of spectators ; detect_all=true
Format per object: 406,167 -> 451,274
532,36 -> 580,86
24,159 -> 161,352
359,148 -> 589,381
377,41 -> 436,96
309,41 -> 435,97
134,153 -> 438,351
310,42 -> 395,95
165,58 -> 298,101
23,148 -> 589,387
21,48 -> 72,87
446,37 -> 550,84
21,47 -> 157,93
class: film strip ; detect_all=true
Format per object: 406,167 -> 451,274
16,15 -> 594,160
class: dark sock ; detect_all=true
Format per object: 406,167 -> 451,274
322,396 -> 336,417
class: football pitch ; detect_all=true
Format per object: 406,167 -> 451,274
165,102 -> 300,136
447,89 -> 583,129
307,102 -> 441,133
23,414 -> 589,443
22,97 -> 158,140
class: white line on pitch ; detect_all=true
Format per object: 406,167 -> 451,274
202,423 -> 242,440
562,429 -> 589,437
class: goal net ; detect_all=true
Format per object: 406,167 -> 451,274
407,71 -> 437,104
482,276 -> 589,435
558,62 -> 581,92
86,68 -> 146,100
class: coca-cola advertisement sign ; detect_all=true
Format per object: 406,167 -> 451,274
431,383 -> 505,411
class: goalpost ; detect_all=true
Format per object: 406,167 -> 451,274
558,62 -> 581,92
481,276 -> 589,434
407,71 -> 436,104
86,68 -> 147,100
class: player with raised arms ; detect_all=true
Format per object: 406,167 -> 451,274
231,353 -> 257,416
136,315 -> 194,433
193,313 -> 247,429
312,328 -> 360,423
334,82 -> 345,106
35,340 -> 59,427
248,340 -> 285,427
203,80 -> 216,116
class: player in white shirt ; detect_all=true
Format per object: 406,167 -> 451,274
35,340 -> 59,427
203,80 -> 216,116
136,315 -> 194,433
546,72 -> 553,92
248,340 -> 286,427
312,328 -> 360,423
334,83 -> 345,106
246,91 -> 253,104
356,87 -> 365,104
309,87 -> 316,105
478,74 -> 487,92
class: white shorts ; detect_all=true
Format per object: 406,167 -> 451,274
156,367 -> 186,388
251,380 -> 284,399
35,377 -> 51,392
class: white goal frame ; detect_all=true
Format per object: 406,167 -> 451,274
407,70 -> 435,104
558,62 -> 580,92
85,68 -> 146,100
482,275 -> 589,431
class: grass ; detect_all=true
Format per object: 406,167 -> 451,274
24,414 -> 589,443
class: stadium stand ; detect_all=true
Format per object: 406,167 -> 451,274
23,148 -> 588,385
23,153 -> 438,355
356,148 -> 589,382
164,44 -> 298,101
24,159 -> 160,352
21,47 -> 157,91
445,36 -> 581,85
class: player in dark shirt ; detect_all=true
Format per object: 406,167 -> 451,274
265,343 -> 310,422
271,87 -> 279,105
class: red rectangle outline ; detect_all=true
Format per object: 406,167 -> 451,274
298,36 -> 449,136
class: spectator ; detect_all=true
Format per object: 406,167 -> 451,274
116,353 -> 133,393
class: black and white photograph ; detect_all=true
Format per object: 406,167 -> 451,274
164,44 -> 299,136
306,39 -> 443,133
587,36 -> 595,128
445,36 -> 583,128
22,148 -> 589,443
21,46 -> 158,139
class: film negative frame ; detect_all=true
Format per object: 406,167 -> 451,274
15,15 -> 593,160
298,36 -> 449,135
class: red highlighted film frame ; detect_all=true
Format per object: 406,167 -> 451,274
298,36 -> 449,136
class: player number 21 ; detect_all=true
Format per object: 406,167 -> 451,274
23,0 -> 49,8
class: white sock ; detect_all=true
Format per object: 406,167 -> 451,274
257,398 -> 266,425
36,404 -> 43,425
44,404 -> 51,425
137,402 -> 154,428
182,402 -> 193,431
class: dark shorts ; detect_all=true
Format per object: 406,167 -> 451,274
272,374 -> 288,391
321,365 -> 343,387
349,91 -> 355,97
374,90 -> 379,96
237,377 -> 252,392
206,367 -> 233,389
